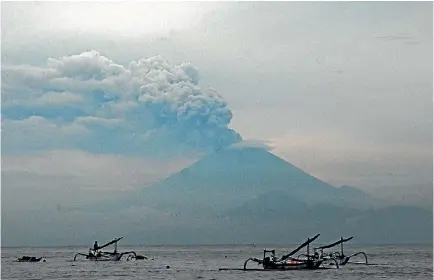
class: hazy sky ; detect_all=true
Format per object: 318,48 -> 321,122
1,1 -> 432,213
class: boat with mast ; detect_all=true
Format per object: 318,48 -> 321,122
73,237 -> 147,261
314,236 -> 368,265
222,234 -> 338,271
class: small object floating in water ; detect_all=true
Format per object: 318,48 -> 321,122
73,237 -> 150,261
166,265 -> 170,269
127,254 -> 149,261
16,256 -> 44,262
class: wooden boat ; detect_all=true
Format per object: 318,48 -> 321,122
220,234 -> 369,272
313,236 -> 368,265
241,234 -> 335,271
73,237 -> 147,261
16,256 -> 43,262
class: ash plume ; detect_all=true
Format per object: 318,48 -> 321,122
2,51 -> 242,156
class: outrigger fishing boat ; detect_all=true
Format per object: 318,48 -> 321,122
313,236 -> 368,265
73,237 -> 147,261
221,234 -> 338,271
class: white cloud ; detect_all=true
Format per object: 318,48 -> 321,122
75,116 -> 123,127
34,91 -> 84,106
1,2 -> 221,44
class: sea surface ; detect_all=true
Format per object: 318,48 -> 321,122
1,244 -> 432,279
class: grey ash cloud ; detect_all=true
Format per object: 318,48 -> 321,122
2,51 -> 242,156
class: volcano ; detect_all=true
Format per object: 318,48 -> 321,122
130,146 -> 377,215
76,146 -> 434,244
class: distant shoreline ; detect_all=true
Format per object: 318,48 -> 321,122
2,243 -> 432,249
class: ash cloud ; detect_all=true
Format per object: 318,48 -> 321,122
2,51 -> 242,156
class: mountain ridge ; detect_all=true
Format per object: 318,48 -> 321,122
81,146 -> 433,245
134,146 -> 378,211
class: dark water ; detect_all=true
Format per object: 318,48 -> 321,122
1,245 -> 432,279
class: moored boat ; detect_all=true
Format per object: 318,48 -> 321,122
241,234 -> 333,271
73,237 -> 148,261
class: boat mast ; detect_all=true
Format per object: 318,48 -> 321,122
279,234 -> 320,261
340,236 -> 344,256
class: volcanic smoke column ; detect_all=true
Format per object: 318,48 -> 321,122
1,51 -> 243,155
128,55 -> 242,152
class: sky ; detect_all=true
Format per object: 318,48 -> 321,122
1,1 -> 433,218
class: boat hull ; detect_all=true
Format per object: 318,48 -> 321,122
263,260 -> 323,270
87,254 -> 122,261
16,257 -> 42,262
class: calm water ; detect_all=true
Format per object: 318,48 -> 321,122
1,245 -> 432,279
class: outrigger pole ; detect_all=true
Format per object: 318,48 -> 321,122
314,236 -> 368,265
315,236 -> 353,252
97,237 -> 123,251
280,234 -> 320,261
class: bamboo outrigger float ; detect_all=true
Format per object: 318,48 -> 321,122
314,236 -> 368,265
73,237 -> 147,261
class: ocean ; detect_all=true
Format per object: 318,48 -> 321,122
1,244 -> 432,279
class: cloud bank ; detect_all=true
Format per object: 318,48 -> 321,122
2,51 -> 242,156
